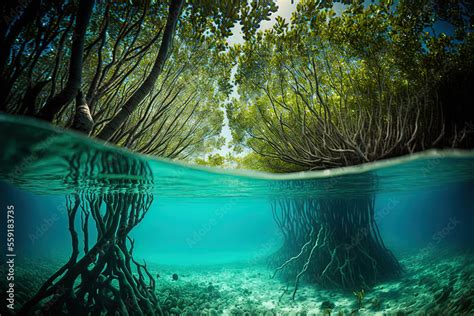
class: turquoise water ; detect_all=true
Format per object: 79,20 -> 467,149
1,114 -> 474,315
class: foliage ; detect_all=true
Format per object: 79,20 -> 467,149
2,0 -> 473,166
0,0 -> 278,159
227,0 -> 474,172
353,289 -> 365,309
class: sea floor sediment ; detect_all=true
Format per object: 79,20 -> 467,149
2,247 -> 473,315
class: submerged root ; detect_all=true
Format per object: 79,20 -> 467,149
292,226 -> 324,300
272,226 -> 315,279
271,195 -> 402,298
20,150 -> 161,315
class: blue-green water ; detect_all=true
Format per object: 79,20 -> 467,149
1,115 -> 473,315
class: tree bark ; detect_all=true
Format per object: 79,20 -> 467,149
72,90 -> 94,134
96,0 -> 185,141
36,0 -> 95,122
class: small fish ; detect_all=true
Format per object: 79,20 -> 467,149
172,273 -> 178,281
156,274 -> 160,279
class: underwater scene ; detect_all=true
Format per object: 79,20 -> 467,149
2,0 -> 474,314
1,115 -> 473,316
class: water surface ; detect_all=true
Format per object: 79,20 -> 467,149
0,114 -> 473,315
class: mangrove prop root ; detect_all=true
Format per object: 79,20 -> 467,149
19,149 -> 160,315
292,226 -> 324,300
271,194 -> 402,297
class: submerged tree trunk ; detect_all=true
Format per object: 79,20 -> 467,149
96,0 -> 184,141
19,149 -> 159,315
270,175 -> 401,296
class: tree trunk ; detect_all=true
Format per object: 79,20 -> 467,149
96,0 -> 185,141
71,90 -> 94,134
36,0 -> 95,122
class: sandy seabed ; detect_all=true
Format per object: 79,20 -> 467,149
151,248 -> 474,315
2,248 -> 473,315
